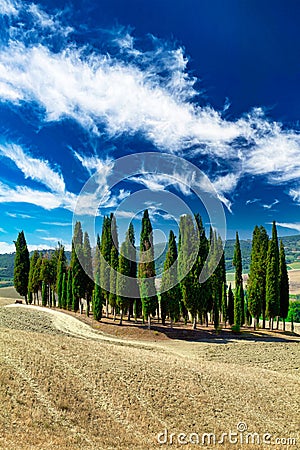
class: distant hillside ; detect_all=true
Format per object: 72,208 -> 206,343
225,234 -> 300,273
1,234 -> 300,282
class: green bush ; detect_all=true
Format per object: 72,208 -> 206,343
287,301 -> 300,323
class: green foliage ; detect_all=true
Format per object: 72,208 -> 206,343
109,215 -> 119,311
93,272 -> 103,321
233,231 -> 244,325
227,283 -> 234,325
287,301 -> 300,323
116,236 -> 131,324
71,222 -> 86,313
72,245 -> 85,312
248,225 -> 269,322
138,210 -> 158,326
266,222 -> 280,320
100,216 -> 113,316
66,269 -> 72,311
13,231 -> 30,302
279,240 -> 289,320
41,280 -> 47,307
234,284 -> 242,331
178,214 -> 198,327
56,245 -> 67,308
83,231 -> 94,316
28,250 -> 39,304
61,272 -> 67,309
160,230 -> 181,325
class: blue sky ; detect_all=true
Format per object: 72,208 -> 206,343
0,0 -> 300,253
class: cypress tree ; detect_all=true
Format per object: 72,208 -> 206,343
248,225 -> 269,329
33,255 -> 42,305
71,222 -> 85,313
233,231 -> 244,328
61,272 -> 67,309
138,210 -> 158,329
40,257 -> 52,307
279,240 -> 289,331
116,232 -> 132,325
100,215 -> 113,318
66,269 -> 72,311
13,231 -> 30,304
178,214 -> 199,328
221,282 -> 227,327
160,230 -> 181,327
127,223 -> 138,321
266,221 -> 280,329
109,215 -> 119,319
83,231 -> 94,316
234,285 -> 242,331
194,214 -> 210,325
56,245 -> 67,309
227,283 -> 234,325
72,246 -> 85,313
41,280 -> 47,307
28,250 -> 39,305
93,271 -> 103,321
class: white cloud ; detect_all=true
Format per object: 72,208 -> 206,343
42,221 -> 71,227
276,222 -> 300,233
0,0 -> 20,16
0,143 -> 65,193
289,188 -> 300,203
262,199 -> 279,210
0,6 -> 300,211
246,198 -> 260,205
130,172 -> 194,196
0,240 -> 71,254
0,182 -> 75,211
6,212 -> 32,218
0,227 -> 6,232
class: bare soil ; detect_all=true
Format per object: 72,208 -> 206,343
0,296 -> 299,449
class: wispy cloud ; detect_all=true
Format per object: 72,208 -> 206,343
42,221 -> 72,227
6,212 -> 32,218
262,199 -> 279,210
0,0 -> 20,16
246,198 -> 260,205
0,1 -> 299,212
0,143 -> 65,193
0,240 -> 71,254
0,182 -> 75,211
276,222 -> 300,233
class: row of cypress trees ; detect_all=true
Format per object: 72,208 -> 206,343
13,215 -> 289,331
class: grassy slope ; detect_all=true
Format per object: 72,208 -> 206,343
0,304 -> 299,450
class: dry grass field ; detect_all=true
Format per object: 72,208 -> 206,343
0,290 -> 299,450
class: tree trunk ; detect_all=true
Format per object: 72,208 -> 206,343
192,316 -> 197,330
276,316 -> 279,330
205,313 -> 208,327
106,298 -> 109,318
283,319 -> 285,331
170,318 -> 173,329
86,299 -> 89,317
253,317 -> 256,331
262,310 -> 266,329
148,315 -> 151,330
114,308 -> 116,321
25,294 -> 28,305
119,310 -> 123,326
